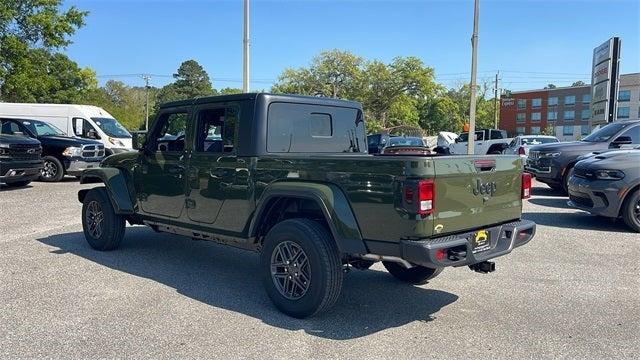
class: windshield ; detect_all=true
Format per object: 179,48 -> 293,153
387,137 -> 425,147
582,122 -> 629,142
20,119 -> 65,136
521,137 -> 558,145
91,117 -> 131,138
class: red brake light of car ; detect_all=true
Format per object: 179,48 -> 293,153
418,179 -> 434,215
522,172 -> 532,199
518,146 -> 526,155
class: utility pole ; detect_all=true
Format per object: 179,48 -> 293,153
494,71 -> 499,129
142,75 -> 151,131
242,0 -> 250,93
467,0 -> 479,155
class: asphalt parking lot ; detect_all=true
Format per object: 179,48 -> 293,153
1,179 -> 638,359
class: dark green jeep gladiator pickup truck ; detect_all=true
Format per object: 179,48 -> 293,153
78,93 -> 536,318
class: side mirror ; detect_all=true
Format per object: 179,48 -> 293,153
132,131 -> 148,151
611,136 -> 633,148
87,129 -> 100,139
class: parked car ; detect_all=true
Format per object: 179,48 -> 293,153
0,103 -> 133,155
527,120 -> 640,192
0,118 -> 105,182
448,129 -> 511,155
0,133 -> 42,188
381,136 -> 430,155
77,93 -> 535,318
568,149 -> 640,232
504,135 -> 559,159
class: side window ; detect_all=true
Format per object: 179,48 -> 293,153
0,120 -> 24,135
491,130 -> 504,139
72,118 -> 99,139
195,106 -> 238,153
619,126 -> 640,144
153,111 -> 189,152
474,131 -> 484,141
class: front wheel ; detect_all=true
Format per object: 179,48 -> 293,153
622,190 -> 640,233
40,156 -> 64,182
260,218 -> 343,318
383,261 -> 443,285
82,187 -> 125,250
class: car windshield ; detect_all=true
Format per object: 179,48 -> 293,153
582,123 -> 629,142
20,119 -> 65,136
91,117 -> 132,138
521,137 -> 558,145
387,137 -> 424,147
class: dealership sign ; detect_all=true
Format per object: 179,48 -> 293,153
501,99 -> 515,107
590,37 -> 621,124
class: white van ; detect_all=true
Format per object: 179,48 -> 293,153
0,103 -> 133,155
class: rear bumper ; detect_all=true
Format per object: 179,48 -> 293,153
0,159 -> 43,183
398,220 -> 536,268
567,176 -> 623,218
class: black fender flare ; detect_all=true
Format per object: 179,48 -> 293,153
77,167 -> 135,214
249,181 -> 367,255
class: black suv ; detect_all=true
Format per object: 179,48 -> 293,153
0,134 -> 42,188
527,120 -> 640,192
0,118 -> 105,182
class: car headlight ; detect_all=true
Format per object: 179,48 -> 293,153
108,137 -> 125,147
540,152 -> 561,158
594,169 -> 625,180
62,146 -> 83,157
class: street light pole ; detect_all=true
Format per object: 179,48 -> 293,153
242,0 -> 250,93
468,0 -> 479,155
142,74 -> 151,131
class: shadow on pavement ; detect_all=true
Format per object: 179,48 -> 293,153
38,227 -> 458,340
532,185 -> 566,197
528,197 -> 570,209
0,183 -> 34,191
523,211 -> 630,233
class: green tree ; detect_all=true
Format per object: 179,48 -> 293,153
272,49 -> 363,98
155,60 -> 215,108
544,83 -> 557,89
541,124 -> 555,136
571,80 -> 586,87
83,80 -> 157,130
0,0 -> 88,100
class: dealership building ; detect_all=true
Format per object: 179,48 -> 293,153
499,73 -> 640,141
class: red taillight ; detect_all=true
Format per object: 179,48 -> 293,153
522,172 -> 532,199
418,179 -> 434,215
518,146 -> 526,156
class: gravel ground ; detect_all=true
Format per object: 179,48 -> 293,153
1,179 -> 638,359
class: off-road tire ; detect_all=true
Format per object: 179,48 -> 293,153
621,189 -> 640,233
383,261 -> 443,285
39,156 -> 64,182
82,187 -> 125,251
260,218 -> 343,318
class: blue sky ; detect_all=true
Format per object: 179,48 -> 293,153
64,0 -> 640,91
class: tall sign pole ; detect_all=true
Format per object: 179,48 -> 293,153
494,71 -> 499,129
468,0 -> 479,155
590,37 -> 621,128
242,0 -> 250,93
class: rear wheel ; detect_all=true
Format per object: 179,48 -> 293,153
40,156 -> 64,182
621,190 -> 640,233
383,261 -> 443,285
260,218 -> 343,318
81,187 -> 125,250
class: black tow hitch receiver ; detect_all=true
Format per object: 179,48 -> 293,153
469,261 -> 495,274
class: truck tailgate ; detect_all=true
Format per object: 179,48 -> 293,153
432,156 -> 522,235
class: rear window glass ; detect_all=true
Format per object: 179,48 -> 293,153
267,103 -> 366,153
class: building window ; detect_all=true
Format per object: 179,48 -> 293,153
532,98 -> 542,108
564,95 -> 575,105
563,110 -> 575,120
581,109 -> 590,121
548,97 -> 558,106
517,99 -> 526,109
516,113 -> 526,123
548,111 -> 557,121
618,90 -> 631,102
581,125 -> 591,136
582,94 -> 591,104
516,127 -> 525,135
563,125 -> 574,136
617,107 -> 630,119
531,126 -> 541,135
531,112 -> 541,122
